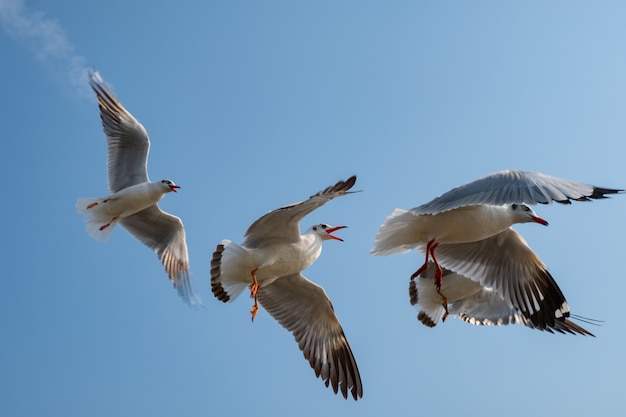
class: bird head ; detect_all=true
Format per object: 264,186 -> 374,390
308,223 -> 347,241
161,179 -> 180,193
510,203 -> 548,226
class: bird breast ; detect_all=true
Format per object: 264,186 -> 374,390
254,234 -> 322,284
105,182 -> 167,217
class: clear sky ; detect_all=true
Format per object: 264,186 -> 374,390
2,1 -> 625,416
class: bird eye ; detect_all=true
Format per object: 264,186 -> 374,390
523,205 -> 530,212
321,224 -> 327,229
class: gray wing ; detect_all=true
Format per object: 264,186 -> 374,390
420,228 -> 572,331
88,71 -> 150,193
257,273 -> 363,400
242,176 -> 357,248
120,205 -> 201,306
412,170 -> 622,215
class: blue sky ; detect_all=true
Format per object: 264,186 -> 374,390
2,1 -> 625,416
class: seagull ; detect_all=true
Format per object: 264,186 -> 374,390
211,175 -> 362,400
371,170 -> 621,329
410,262 -> 594,336
76,71 -> 200,306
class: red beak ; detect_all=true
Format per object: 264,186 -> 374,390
170,185 -> 180,193
326,225 -> 347,241
532,215 -> 548,226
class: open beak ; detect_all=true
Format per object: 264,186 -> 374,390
170,185 -> 180,193
326,225 -> 347,241
532,215 -> 549,226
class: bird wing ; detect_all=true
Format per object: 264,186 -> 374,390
257,272 -> 363,400
120,205 -> 201,306
453,286 -> 594,335
451,286 -> 525,326
414,262 -> 593,335
88,71 -> 150,193
420,228 -> 571,331
410,264 -> 522,327
242,175 -> 357,248
412,170 -> 622,215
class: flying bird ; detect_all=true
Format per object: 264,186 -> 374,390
371,170 -> 621,330
410,262 -> 594,336
211,175 -> 362,400
76,71 -> 200,306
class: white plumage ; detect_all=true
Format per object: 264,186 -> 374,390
372,170 -> 621,331
76,71 -> 200,306
211,175 -> 362,400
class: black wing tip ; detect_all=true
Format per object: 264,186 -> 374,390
310,175 -> 358,198
531,317 -> 595,337
87,69 -> 105,92
551,186 -> 622,204
589,186 -> 624,200
334,375 -> 363,401
308,334 -> 363,400
85,70 -> 124,116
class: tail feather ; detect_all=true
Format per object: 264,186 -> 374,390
210,240 -> 250,302
371,208 -> 419,255
76,197 -> 118,242
409,276 -> 447,327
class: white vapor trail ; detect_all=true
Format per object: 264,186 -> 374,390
0,0 -> 90,95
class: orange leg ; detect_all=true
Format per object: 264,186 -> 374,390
249,267 -> 259,322
99,216 -> 119,231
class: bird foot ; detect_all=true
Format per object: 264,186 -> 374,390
250,304 -> 258,322
249,268 -> 259,322
410,262 -> 428,280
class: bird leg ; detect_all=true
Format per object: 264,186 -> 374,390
87,198 -> 111,209
428,243 -> 449,320
99,216 -> 119,231
249,267 -> 260,322
410,239 -> 437,280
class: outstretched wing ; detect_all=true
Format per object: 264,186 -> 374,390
243,175 -> 358,248
88,71 -> 150,193
419,228 -> 571,331
120,205 -> 201,306
257,273 -> 363,400
412,170 -> 622,215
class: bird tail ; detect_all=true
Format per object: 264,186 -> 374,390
409,275 -> 448,327
75,197 -> 119,242
210,240 -> 250,302
370,208 -> 419,255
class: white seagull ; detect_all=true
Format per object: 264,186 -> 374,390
371,170 -> 621,329
76,71 -> 200,306
411,262 -> 594,335
211,175 -> 362,400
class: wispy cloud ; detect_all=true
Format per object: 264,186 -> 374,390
0,0 -> 89,95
